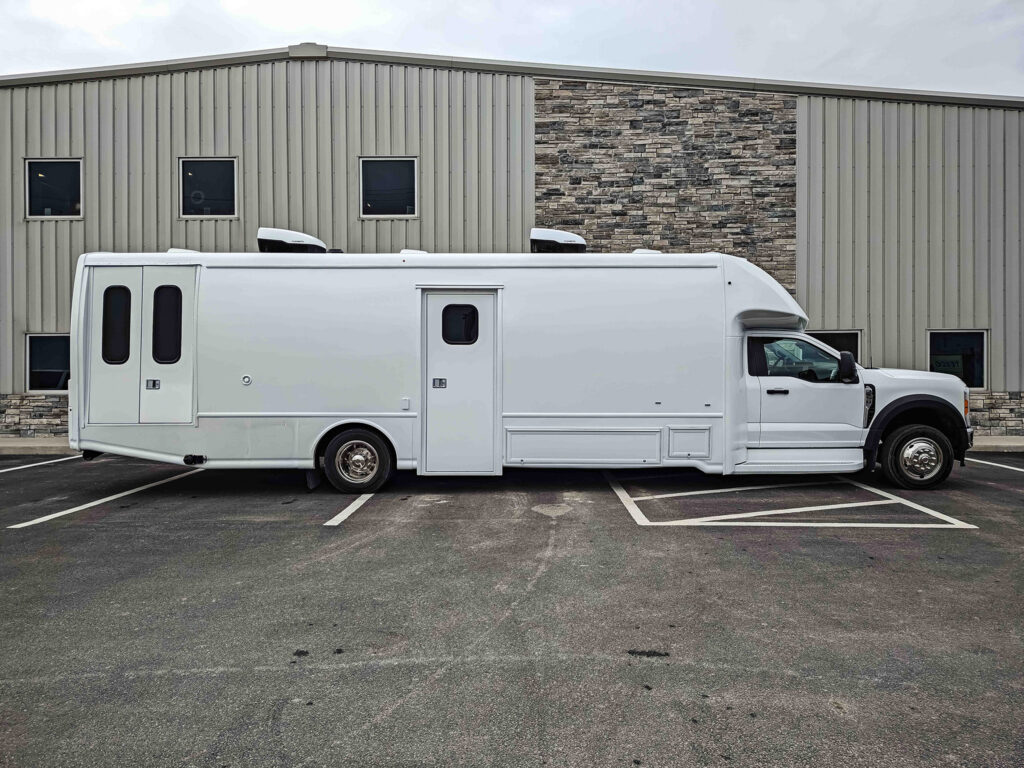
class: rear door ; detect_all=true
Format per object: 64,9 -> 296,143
748,336 -> 864,447
139,266 -> 197,423
87,267 -> 142,424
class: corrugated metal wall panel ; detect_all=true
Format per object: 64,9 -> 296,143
0,60 -> 534,392
798,95 -> 1024,390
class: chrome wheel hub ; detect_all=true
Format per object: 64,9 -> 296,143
336,440 -> 379,484
900,438 -> 942,480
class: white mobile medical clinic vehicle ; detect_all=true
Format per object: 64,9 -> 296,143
68,231 -> 973,493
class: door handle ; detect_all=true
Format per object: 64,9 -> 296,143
146,379 -> 161,390
766,388 -> 789,395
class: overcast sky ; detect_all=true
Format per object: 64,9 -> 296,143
2,0 -> 1022,95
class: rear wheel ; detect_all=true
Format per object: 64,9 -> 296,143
323,429 -> 393,493
880,424 -> 953,489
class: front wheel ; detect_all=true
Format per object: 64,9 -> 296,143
323,429 -> 394,493
880,424 -> 953,490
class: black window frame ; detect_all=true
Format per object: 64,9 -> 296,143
441,304 -> 479,345
747,336 -> 842,383
101,285 -> 132,365
26,334 -> 71,392
151,285 -> 183,364
25,158 -> 83,219
807,330 -> 861,363
928,330 -> 986,389
359,157 -> 418,219
179,157 -> 238,219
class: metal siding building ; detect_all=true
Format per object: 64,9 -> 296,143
1,44 -> 1022,433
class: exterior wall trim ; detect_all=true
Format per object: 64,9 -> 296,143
1,44 -> 1022,110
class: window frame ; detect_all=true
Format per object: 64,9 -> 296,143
178,157 -> 239,220
359,156 -> 419,220
927,329 -> 988,391
441,304 -> 479,345
24,158 -> 84,221
806,330 -> 862,362
747,334 -> 845,383
24,333 -> 71,394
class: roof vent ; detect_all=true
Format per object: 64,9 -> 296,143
530,227 -> 586,253
400,248 -> 428,254
632,248 -> 662,254
257,227 -> 328,253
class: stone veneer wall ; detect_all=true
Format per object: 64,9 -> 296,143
0,394 -> 68,437
534,78 -> 798,291
969,391 -> 1024,436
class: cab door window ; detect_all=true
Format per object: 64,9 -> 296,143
749,337 -> 840,383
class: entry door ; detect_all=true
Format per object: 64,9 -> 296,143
748,336 -> 864,448
87,266 -> 143,424
139,266 -> 197,423
423,293 -> 497,473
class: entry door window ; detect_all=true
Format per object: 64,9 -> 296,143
749,337 -> 840,383
102,286 -> 132,364
442,305 -> 478,345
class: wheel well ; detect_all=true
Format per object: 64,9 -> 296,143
879,406 -> 965,455
314,423 -> 397,469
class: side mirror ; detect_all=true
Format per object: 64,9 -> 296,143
839,351 -> 858,383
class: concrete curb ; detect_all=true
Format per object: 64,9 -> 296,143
970,437 -> 1024,453
0,438 -> 77,456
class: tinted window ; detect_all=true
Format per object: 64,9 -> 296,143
361,159 -> 416,216
749,337 -> 840,382
102,286 -> 132,364
930,331 -> 985,388
27,160 -> 81,217
28,335 -> 70,390
152,285 -> 182,364
442,305 -> 478,345
181,159 -> 236,217
808,331 -> 860,362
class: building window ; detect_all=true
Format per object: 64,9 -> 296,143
26,159 -> 82,218
442,305 -> 478,345
152,286 -> 182,364
26,334 -> 70,391
360,157 -> 417,218
929,331 -> 986,389
808,331 -> 861,362
102,285 -> 132,365
180,158 -> 237,218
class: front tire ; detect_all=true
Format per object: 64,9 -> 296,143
880,424 -> 953,489
323,429 -> 393,493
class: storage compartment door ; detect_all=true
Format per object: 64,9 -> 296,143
86,267 -> 142,424
139,266 -> 197,424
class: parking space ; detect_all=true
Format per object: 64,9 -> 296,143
1,453 -> 1023,766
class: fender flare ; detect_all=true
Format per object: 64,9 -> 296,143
311,419 -> 401,464
864,394 -> 969,464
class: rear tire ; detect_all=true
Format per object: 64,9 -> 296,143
880,424 -> 953,490
322,429 -> 393,493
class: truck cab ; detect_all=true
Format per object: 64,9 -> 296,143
744,331 -> 972,488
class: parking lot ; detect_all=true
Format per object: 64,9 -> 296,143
1,452 -> 1022,767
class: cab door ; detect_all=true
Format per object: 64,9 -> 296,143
747,336 -> 864,448
139,266 -> 196,423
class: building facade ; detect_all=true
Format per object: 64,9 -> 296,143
1,43 -> 1022,435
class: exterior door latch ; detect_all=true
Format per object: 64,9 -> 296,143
146,379 -> 161,390
432,378 -> 447,389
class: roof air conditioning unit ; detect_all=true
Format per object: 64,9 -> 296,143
257,227 -> 328,253
530,227 -> 586,253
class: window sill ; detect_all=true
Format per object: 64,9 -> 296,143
25,216 -> 84,222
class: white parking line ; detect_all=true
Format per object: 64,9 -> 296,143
323,493 -> 375,527
605,471 -> 977,529
967,457 -> 1024,474
632,480 -> 838,501
0,455 -> 80,475
7,469 -> 205,529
